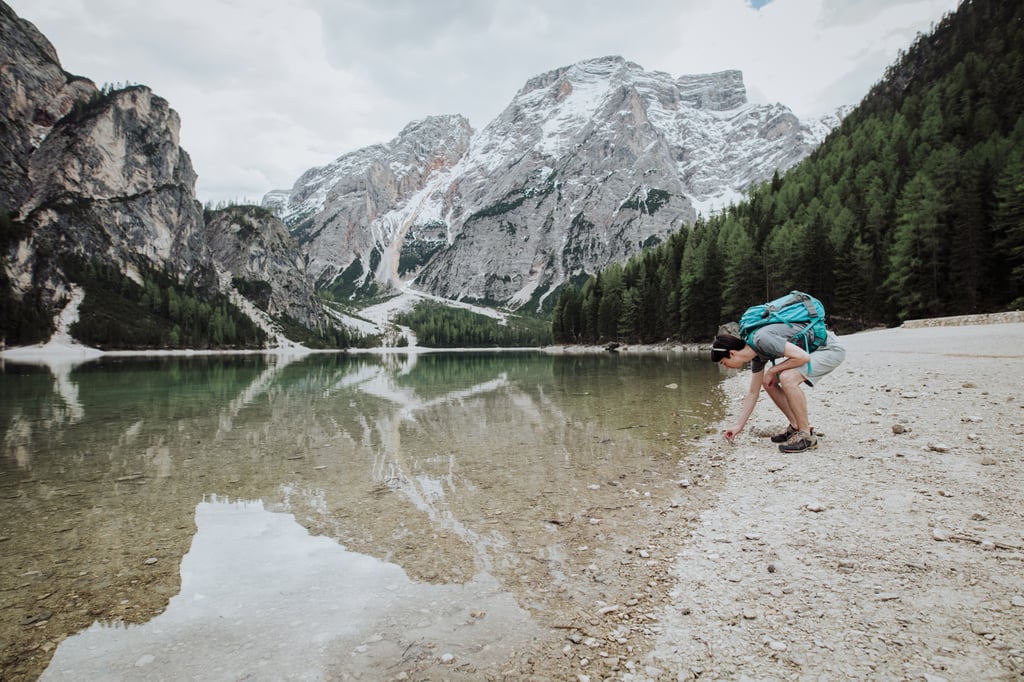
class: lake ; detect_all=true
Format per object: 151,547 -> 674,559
0,350 -> 725,680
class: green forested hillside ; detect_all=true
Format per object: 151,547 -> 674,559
394,301 -> 552,348
553,0 -> 1024,344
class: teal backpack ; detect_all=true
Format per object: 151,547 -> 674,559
738,291 -> 828,356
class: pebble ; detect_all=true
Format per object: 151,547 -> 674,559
970,622 -> 993,636
144,557 -> 158,565
805,501 -> 826,513
932,527 -> 949,541
892,423 -> 908,434
1011,595 -> 1024,608
134,654 -> 155,668
927,443 -> 950,453
440,653 -> 455,664
19,611 -> 52,626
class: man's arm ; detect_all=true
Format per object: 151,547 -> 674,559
723,369 -> 764,443
763,342 -> 810,388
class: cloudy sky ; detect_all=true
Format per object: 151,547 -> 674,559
10,0 -> 960,205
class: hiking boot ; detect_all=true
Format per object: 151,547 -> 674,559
779,429 -> 818,453
770,424 -> 799,443
771,425 -> 817,443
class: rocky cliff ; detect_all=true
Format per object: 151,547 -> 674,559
0,2 -> 95,212
0,1 -> 325,347
205,205 -> 323,331
272,115 -> 473,295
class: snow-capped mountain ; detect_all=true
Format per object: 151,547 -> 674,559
266,56 -> 848,311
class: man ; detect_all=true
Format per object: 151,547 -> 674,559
710,324 -> 846,452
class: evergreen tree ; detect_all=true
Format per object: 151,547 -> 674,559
886,170 -> 948,319
993,148 -> 1024,305
717,215 -> 763,321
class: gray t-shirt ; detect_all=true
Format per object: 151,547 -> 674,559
749,323 -> 809,373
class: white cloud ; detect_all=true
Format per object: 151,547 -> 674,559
8,0 -> 960,204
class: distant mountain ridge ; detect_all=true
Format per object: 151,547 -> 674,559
265,56 -> 849,311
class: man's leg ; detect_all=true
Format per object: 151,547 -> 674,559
764,379 -> 798,430
777,368 -> 811,433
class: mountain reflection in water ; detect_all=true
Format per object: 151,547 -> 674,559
0,350 -> 723,679
40,497 -> 540,680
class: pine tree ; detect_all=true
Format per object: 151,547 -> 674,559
993,148 -> 1024,305
886,170 -> 947,319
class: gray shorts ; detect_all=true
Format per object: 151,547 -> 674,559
798,331 -> 846,386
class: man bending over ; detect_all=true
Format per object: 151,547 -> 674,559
710,325 -> 846,453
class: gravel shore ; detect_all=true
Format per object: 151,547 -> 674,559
639,322 -> 1024,681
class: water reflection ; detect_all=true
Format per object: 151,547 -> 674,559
40,497 -> 542,681
0,351 -> 723,679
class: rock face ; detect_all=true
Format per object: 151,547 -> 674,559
269,56 -> 845,310
2,2 -> 213,324
0,2 -> 96,211
268,115 -> 473,293
20,85 -> 210,279
205,206 -> 323,331
0,2 -> 324,344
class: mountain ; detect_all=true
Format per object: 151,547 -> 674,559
0,1 -> 326,348
276,114 -> 473,298
205,205 -> 325,333
267,57 -> 848,311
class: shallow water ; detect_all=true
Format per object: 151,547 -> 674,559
0,351 -> 723,679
